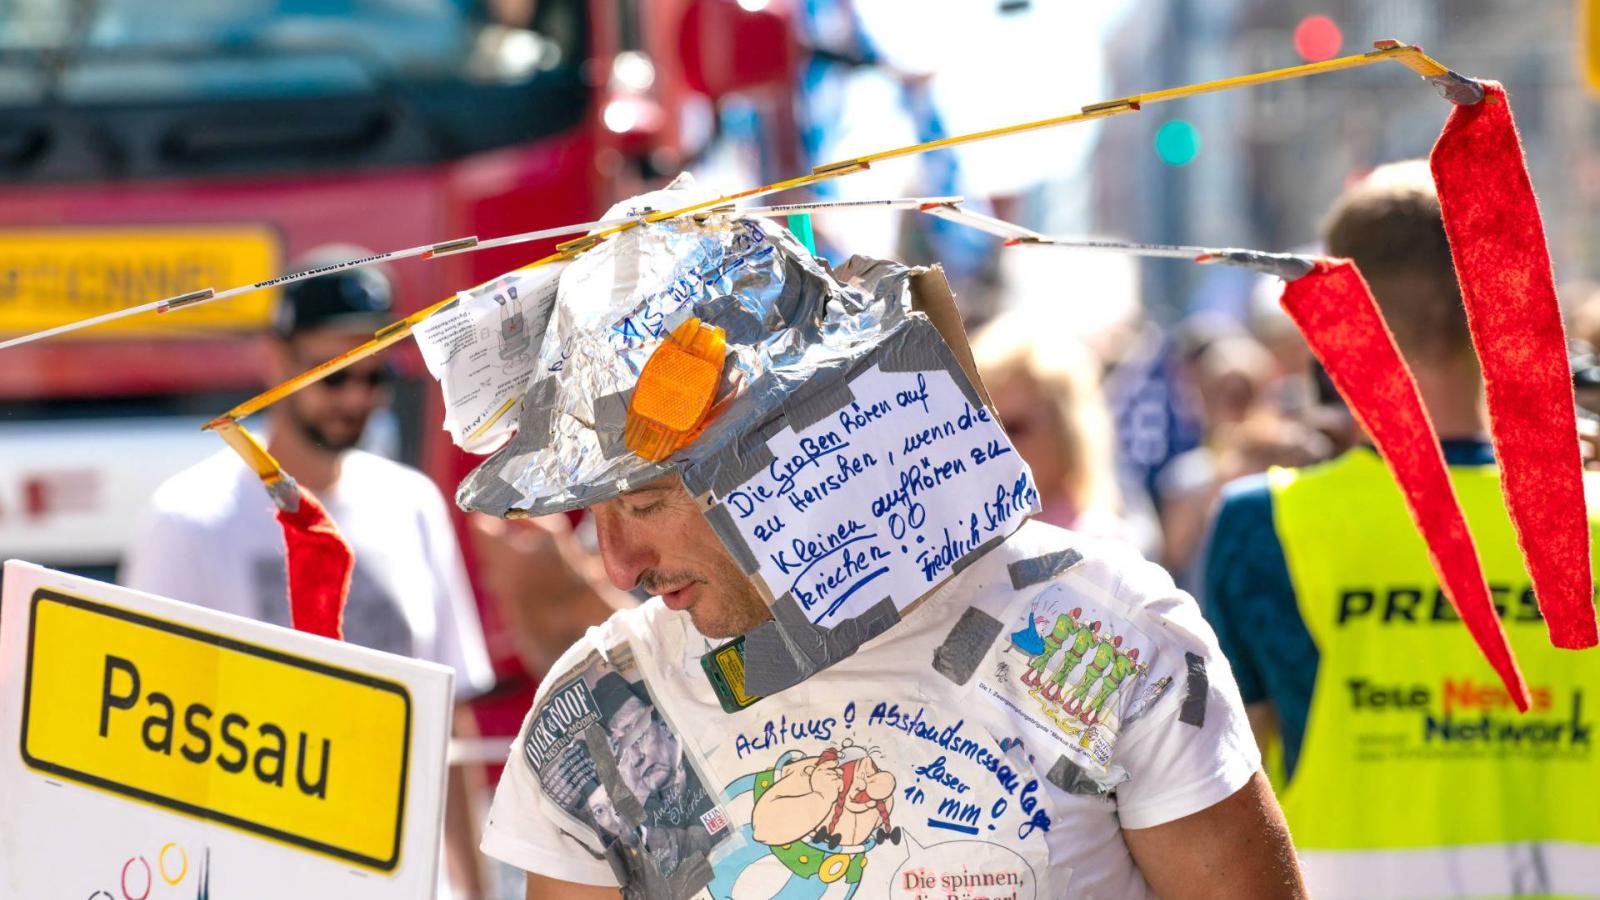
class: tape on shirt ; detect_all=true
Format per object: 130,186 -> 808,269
1046,754 -> 1118,797
1179,651 -> 1209,728
739,593 -> 900,696
1007,548 -> 1085,590
931,606 -> 1003,685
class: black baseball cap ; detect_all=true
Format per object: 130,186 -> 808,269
271,246 -> 393,338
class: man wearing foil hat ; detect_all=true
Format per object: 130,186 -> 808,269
470,181 -> 1304,899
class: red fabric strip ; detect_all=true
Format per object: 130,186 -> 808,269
1430,81 -> 1597,650
276,488 -> 352,640
1282,259 -> 1529,709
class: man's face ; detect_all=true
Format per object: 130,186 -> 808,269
841,756 -> 895,813
610,696 -> 679,799
591,474 -> 772,638
989,373 -> 1067,497
585,784 -> 628,839
270,328 -> 391,453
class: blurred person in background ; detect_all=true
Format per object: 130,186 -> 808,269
1563,280 -> 1600,353
972,313 -> 1133,545
1199,160 -> 1600,898
1563,284 -> 1600,422
121,248 -> 496,899
469,511 -> 637,680
1158,333 -> 1327,581
1247,277 -> 1316,421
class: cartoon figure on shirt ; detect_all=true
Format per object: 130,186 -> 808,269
1019,606 -> 1080,688
1042,618 -> 1100,703
710,741 -> 901,899
1099,646 -> 1147,719
1063,634 -> 1121,718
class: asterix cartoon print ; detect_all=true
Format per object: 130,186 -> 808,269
979,583 -> 1164,780
708,740 -> 900,899
520,643 -> 731,898
702,703 -> 1047,900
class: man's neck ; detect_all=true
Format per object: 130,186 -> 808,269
267,414 -> 343,495
1411,360 -> 1489,442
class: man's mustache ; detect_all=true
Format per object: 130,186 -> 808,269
639,569 -> 704,594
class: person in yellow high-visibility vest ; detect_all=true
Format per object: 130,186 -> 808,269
1199,160 -> 1600,900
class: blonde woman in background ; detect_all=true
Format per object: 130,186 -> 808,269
973,313 -> 1135,546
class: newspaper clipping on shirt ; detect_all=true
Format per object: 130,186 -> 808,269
521,641 -> 729,898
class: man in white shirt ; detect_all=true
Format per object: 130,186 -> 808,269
462,183 -> 1305,899
483,482 -> 1301,899
121,251 -> 495,895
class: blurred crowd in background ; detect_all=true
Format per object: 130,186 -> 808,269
6,1 -> 1600,897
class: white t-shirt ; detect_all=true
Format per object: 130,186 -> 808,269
121,449 -> 494,701
481,520 -> 1260,899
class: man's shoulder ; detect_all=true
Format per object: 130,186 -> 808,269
985,520 -> 1175,599
341,450 -> 447,503
1210,472 -> 1278,541
536,601 -> 666,684
1217,471 -> 1274,508
982,521 -> 1215,655
147,450 -> 255,524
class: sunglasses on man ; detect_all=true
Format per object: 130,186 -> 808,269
313,365 -> 394,390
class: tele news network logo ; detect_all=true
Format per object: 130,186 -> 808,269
1347,677 -> 1592,748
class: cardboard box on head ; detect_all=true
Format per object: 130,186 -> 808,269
435,177 -> 1037,699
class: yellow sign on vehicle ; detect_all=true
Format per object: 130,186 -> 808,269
20,588 -> 412,871
1586,0 -> 1600,97
0,227 -> 279,336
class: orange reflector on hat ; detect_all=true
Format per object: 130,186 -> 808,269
625,317 -> 727,461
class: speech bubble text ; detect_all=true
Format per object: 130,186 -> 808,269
890,832 -> 1038,900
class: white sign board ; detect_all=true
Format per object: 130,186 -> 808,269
0,561 -> 454,899
715,363 -> 1039,626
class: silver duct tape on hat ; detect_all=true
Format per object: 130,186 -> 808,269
456,189 -> 913,518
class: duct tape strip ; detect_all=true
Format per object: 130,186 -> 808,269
1426,70 -> 1486,106
457,378 -> 562,516
264,475 -> 302,514
702,501 -> 763,577
593,389 -> 634,461
681,317 -> 968,499
693,294 -> 767,346
931,606 -> 1003,685
155,287 -> 216,313
1179,652 -> 1209,728
1046,754 -> 1119,797
1007,548 -> 1085,590
780,378 -> 858,433
1196,249 -> 1317,281
461,377 -> 672,517
740,593 -> 901,697
583,729 -> 645,823
459,476 -> 524,519
876,320 -> 987,410
681,413 -> 783,499
952,535 -> 1007,577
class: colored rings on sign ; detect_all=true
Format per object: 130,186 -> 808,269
120,856 -> 152,900
159,842 -> 188,884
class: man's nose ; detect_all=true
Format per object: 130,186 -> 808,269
594,504 -> 656,591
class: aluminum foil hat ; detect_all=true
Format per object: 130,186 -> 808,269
460,176 -> 1040,696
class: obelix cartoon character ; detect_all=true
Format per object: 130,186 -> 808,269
741,743 -> 901,897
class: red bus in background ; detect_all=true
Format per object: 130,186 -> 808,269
0,0 -> 797,745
